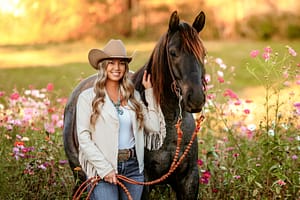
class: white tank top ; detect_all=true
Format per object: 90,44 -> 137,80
118,106 -> 135,149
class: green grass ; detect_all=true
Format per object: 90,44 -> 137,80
1,39 -> 299,96
0,62 -> 94,98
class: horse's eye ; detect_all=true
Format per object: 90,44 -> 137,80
169,50 -> 177,57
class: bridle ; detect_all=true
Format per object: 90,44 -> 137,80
165,32 -> 184,120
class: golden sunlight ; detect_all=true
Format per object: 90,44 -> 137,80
0,0 -> 25,17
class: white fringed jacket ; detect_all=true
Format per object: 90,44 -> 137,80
76,88 -> 166,179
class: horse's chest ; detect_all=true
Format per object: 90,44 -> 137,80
144,115 -> 197,176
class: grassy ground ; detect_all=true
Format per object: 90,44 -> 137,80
0,39 -> 299,97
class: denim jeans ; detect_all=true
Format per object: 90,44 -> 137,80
90,157 -> 144,200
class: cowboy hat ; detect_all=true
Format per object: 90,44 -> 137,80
88,39 -> 133,69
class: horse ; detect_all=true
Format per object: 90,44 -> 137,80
63,10 -> 206,200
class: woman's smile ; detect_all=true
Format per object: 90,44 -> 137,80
106,59 -> 126,81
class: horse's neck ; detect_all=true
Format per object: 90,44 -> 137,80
161,92 -> 182,122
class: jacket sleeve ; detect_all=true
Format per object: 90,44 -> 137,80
76,92 -> 114,178
139,88 -> 161,132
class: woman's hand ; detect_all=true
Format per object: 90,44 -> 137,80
103,170 -> 117,185
142,70 -> 152,89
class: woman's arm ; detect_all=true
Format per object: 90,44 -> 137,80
140,71 -> 162,132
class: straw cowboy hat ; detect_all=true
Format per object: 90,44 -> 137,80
88,39 -> 133,69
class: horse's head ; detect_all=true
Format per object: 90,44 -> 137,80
165,11 -> 206,113
133,11 -> 206,113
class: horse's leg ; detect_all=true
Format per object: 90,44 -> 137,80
171,164 -> 199,200
141,171 -> 153,200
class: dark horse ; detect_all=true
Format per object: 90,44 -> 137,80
63,11 -> 206,200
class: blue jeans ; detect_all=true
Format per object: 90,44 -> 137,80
90,157 -> 144,200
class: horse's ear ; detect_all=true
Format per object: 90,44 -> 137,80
192,11 -> 205,33
169,11 -> 179,33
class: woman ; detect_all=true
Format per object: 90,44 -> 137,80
76,39 -> 165,200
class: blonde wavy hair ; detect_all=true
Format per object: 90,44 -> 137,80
90,60 -> 144,129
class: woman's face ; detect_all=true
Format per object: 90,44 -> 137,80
105,59 -> 126,82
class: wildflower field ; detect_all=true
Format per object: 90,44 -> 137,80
0,43 -> 299,199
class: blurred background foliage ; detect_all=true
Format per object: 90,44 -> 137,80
0,0 -> 300,45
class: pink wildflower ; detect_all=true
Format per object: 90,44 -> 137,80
277,180 -> 286,186
262,52 -> 270,61
217,77 -> 224,83
205,74 -> 211,83
264,46 -> 272,53
200,177 -> 209,184
291,155 -> 298,160
207,94 -> 216,100
56,119 -> 64,128
46,83 -> 54,91
202,171 -> 211,179
287,46 -> 297,57
282,71 -> 289,79
0,91 -> 5,97
243,109 -> 250,114
10,92 -> 20,100
283,81 -> 291,86
200,170 -> 211,184
246,129 -> 254,140
234,175 -> 241,179
226,147 -> 235,151
294,102 -> 300,107
223,89 -> 238,99
250,50 -> 259,58
51,114 -> 60,123
59,160 -> 68,165
57,97 -> 68,104
233,153 -> 239,157
294,102 -> 300,115
44,123 -> 55,134
212,188 -> 218,193
39,165 -> 47,170
197,159 -> 203,166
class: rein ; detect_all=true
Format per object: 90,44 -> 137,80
72,113 -> 205,200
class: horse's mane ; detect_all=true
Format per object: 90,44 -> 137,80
132,21 -> 206,106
